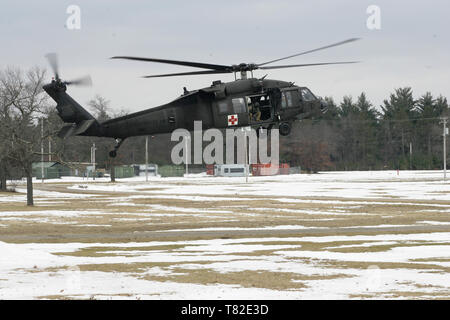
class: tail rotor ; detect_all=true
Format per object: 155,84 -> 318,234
45,53 -> 92,87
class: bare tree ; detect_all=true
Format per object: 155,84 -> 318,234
88,95 -> 112,122
0,67 -> 48,205
0,76 -> 12,190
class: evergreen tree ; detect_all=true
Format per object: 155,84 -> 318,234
355,93 -> 379,169
381,87 -> 416,168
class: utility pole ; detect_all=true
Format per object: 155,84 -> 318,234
48,137 -> 52,162
145,136 -> 149,182
91,143 -> 96,181
185,135 -> 190,176
41,118 -> 44,183
245,130 -> 248,183
409,142 -> 412,170
242,126 -> 251,183
441,117 -> 448,181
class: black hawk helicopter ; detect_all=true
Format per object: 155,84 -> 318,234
43,38 -> 359,158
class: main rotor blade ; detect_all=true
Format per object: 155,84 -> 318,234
65,75 -> 92,86
257,38 -> 360,67
45,53 -> 60,80
258,61 -> 360,70
112,56 -> 231,71
142,70 -> 231,78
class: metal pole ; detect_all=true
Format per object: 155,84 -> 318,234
243,128 -> 248,183
90,146 -> 93,181
48,138 -> 51,162
185,136 -> 189,175
409,142 -> 412,170
92,143 -> 96,181
145,136 -> 149,182
246,131 -> 248,183
442,117 -> 447,181
94,143 -> 96,181
41,118 -> 44,183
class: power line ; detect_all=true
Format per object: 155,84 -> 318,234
441,117 -> 448,181
312,116 -> 447,124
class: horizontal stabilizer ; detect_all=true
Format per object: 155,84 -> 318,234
57,125 -> 75,139
57,119 -> 97,139
74,119 -> 96,135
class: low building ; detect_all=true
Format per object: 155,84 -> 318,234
114,165 -> 135,178
207,163 -> 294,177
32,162 -> 72,179
158,165 -> 185,177
214,164 -> 248,177
132,164 -> 158,177
206,164 -> 214,175
251,163 -> 291,176
65,162 -> 97,177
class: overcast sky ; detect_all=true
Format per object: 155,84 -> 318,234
1,0 -> 449,113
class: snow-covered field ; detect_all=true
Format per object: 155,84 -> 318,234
58,169 -> 450,201
1,170 -> 449,299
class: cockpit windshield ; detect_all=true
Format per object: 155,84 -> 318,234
300,88 -> 316,102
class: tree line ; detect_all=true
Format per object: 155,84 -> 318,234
1,66 -> 449,205
281,89 -> 449,172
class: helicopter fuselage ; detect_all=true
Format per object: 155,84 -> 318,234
96,78 -> 325,139
43,76 -> 327,158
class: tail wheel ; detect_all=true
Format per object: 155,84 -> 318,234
279,122 -> 291,136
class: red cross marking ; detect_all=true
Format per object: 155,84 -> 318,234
228,114 -> 238,126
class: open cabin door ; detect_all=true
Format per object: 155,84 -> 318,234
246,93 -> 275,125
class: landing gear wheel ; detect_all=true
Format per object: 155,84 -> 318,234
109,138 -> 125,158
279,122 -> 291,136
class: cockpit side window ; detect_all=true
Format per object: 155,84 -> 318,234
232,98 -> 247,113
281,93 -> 287,109
300,88 -> 316,102
285,91 -> 293,107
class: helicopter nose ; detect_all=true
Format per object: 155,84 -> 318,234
320,100 -> 329,113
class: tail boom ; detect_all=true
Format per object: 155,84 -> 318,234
43,80 -> 102,138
